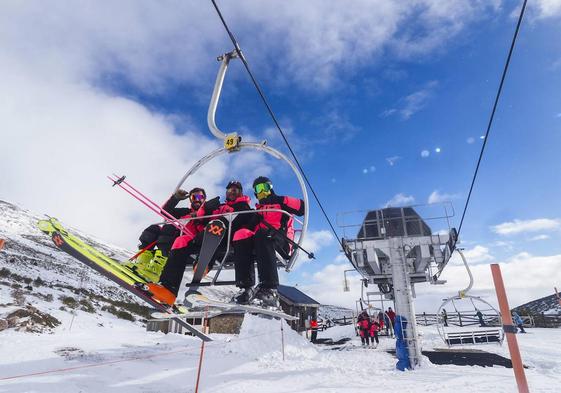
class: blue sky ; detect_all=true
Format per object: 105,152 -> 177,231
1,0 -> 561,310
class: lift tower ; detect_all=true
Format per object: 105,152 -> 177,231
340,206 -> 457,369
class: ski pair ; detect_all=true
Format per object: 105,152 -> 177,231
37,217 -> 213,341
183,293 -> 298,321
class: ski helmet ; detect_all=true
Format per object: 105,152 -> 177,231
226,180 -> 243,191
252,176 -> 272,189
253,176 -> 273,199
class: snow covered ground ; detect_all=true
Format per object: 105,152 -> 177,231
1,313 -> 560,393
2,201 -> 561,392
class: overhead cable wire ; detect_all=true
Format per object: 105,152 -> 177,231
457,0 -> 527,238
209,0 -> 344,250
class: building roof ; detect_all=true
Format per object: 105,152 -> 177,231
278,285 -> 320,307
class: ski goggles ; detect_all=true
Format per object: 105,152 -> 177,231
190,193 -> 206,202
254,182 -> 272,194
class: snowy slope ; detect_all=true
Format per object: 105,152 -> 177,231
318,304 -> 354,321
513,293 -> 561,316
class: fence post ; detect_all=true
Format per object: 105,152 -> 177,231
458,312 -> 462,327
490,264 -> 530,393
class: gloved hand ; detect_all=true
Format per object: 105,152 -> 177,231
203,196 -> 221,214
174,189 -> 189,200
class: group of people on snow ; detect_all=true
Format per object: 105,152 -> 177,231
133,176 -> 304,309
357,311 -> 380,348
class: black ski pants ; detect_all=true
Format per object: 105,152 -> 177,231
138,224 -> 180,257
311,329 -> 318,343
159,232 -> 203,295
234,228 -> 283,289
360,333 -> 370,346
371,331 -> 379,344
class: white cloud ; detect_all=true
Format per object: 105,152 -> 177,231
530,0 -> 561,19
362,169 -> 369,174
453,245 -> 494,264
421,150 -> 430,158
369,166 -> 376,172
382,80 -> 439,120
0,72 -> 226,249
466,137 -> 475,144
435,147 -> 441,153
415,251 -> 561,312
400,80 -> 439,119
529,234 -> 551,241
0,1 -> 502,92
384,193 -> 415,207
428,190 -> 460,204
492,218 -> 561,236
386,156 -> 402,166
299,262 -> 363,308
295,230 -> 335,266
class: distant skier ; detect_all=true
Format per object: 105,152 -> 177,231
386,307 -> 396,328
442,308 -> 448,327
310,318 -> 319,343
476,309 -> 486,327
377,311 -> 385,333
148,182 -> 251,305
357,313 -> 371,347
512,312 -> 526,333
383,311 -> 391,336
369,318 -> 380,347
129,188 -> 205,281
232,176 -> 305,308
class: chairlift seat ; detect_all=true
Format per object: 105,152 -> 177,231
445,329 -> 503,346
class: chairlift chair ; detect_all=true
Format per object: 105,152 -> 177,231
166,50 -> 310,287
436,249 -> 504,346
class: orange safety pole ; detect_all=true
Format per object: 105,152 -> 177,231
194,307 -> 209,393
0,239 -> 5,251
490,264 -> 530,393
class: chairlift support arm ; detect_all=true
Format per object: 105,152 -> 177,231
176,51 -> 310,272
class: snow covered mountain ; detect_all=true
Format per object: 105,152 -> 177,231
513,293 -> 561,316
0,199 -> 235,333
318,304 -> 354,321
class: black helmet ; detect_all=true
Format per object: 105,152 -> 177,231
252,176 -> 272,188
226,180 -> 243,191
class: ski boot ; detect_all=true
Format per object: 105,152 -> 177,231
252,287 -> 280,309
143,249 -> 168,282
145,283 -> 176,306
124,249 -> 153,272
232,287 -> 255,305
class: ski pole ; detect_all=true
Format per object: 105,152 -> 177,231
128,240 -> 157,261
114,174 -> 179,221
108,175 -> 179,223
107,175 -> 184,232
259,218 -> 315,259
